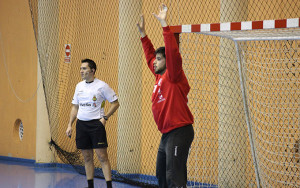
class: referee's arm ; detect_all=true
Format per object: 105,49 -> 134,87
66,104 -> 79,137
102,100 -> 119,121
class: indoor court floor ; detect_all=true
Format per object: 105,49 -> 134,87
0,159 -> 141,188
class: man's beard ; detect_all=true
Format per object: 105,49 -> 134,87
155,67 -> 166,74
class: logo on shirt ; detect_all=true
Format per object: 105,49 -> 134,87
157,88 -> 165,103
153,78 -> 165,103
92,95 -> 97,107
101,101 -> 105,108
80,103 -> 91,107
158,78 -> 162,86
153,78 -> 163,93
153,85 -> 158,93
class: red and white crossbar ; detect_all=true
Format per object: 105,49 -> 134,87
170,18 -> 300,33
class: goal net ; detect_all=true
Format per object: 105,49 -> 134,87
27,0 -> 299,187
175,27 -> 300,187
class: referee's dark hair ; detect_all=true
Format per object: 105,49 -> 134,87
82,58 -> 97,74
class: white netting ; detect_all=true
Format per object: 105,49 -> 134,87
179,28 -> 299,187
237,33 -> 300,188
28,0 -> 299,187
180,32 -> 257,187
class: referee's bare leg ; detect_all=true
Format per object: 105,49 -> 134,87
81,149 -> 95,187
95,148 -> 112,187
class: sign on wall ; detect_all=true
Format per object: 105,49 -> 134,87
64,44 -> 71,63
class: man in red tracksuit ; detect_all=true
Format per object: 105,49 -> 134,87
137,4 -> 194,188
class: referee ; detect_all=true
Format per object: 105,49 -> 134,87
66,58 -> 119,188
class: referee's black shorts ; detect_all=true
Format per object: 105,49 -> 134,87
75,119 -> 108,149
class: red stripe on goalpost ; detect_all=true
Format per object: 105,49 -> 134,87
170,18 -> 300,33
211,23 -> 220,31
191,25 -> 200,32
252,21 -> 263,29
275,19 -> 286,28
231,22 -> 241,30
171,25 -> 182,33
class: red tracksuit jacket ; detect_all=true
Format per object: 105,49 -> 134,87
141,26 -> 194,134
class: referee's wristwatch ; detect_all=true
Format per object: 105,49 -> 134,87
103,116 -> 108,121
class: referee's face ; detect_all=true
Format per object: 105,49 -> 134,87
80,63 -> 94,81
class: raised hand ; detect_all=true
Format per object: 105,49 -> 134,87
137,14 -> 146,38
152,4 -> 168,27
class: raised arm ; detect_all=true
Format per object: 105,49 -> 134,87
137,15 -> 156,75
153,4 -> 183,82
152,4 -> 168,27
137,14 -> 146,38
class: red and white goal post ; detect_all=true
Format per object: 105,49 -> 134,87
170,18 -> 300,188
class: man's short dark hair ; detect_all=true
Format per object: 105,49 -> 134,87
81,58 -> 97,74
155,47 -> 165,58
